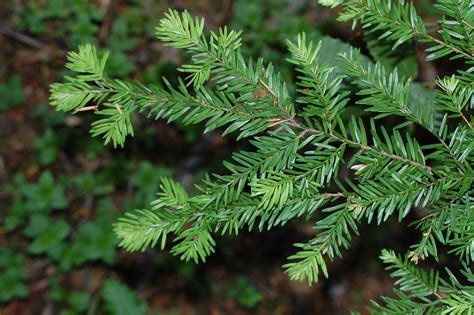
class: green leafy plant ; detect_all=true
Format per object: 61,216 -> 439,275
64,291 -> 90,315
16,0 -> 103,46
15,0 -> 145,78
0,75 -> 25,111
226,276 -> 263,309
33,128 -> 64,165
11,171 -> 68,215
101,279 -> 147,315
27,217 -> 71,257
3,171 -> 120,307
50,1 -> 473,313
67,206 -> 118,267
0,248 -> 28,303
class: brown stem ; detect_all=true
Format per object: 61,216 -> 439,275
0,21 -> 46,49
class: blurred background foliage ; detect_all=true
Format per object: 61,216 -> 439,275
0,0 -> 450,314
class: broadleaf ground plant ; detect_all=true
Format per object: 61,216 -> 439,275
50,1 -> 473,313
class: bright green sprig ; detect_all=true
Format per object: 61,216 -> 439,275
156,9 -> 295,119
336,0 -> 427,49
436,75 -> 473,126
319,0 -> 474,61
340,48 -> 435,130
287,33 -> 350,131
284,202 -> 357,285
65,44 -> 109,81
432,0 -> 474,61
369,249 -> 474,314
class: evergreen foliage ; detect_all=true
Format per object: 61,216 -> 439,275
50,1 -> 473,312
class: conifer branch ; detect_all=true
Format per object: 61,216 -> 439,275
49,5 -> 474,312
330,0 -> 474,61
